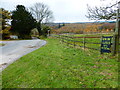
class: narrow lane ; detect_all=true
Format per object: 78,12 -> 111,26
0,39 -> 46,70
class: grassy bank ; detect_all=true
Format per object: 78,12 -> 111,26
2,38 -> 118,88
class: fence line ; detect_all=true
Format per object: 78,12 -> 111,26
52,34 -> 101,50
57,35 -> 101,38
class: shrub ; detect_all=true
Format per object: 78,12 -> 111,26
39,35 -> 47,39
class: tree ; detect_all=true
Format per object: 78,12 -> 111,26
86,0 -> 120,55
0,8 -> 11,39
30,3 -> 54,36
11,5 -> 36,39
86,1 -> 118,20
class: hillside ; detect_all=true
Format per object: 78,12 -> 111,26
51,22 -> 115,34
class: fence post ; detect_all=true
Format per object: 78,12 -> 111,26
100,36 -> 103,54
83,37 -> 85,49
74,39 -> 75,48
112,2 -> 120,56
67,36 -> 69,46
60,35 -> 63,44
72,36 -> 75,48
59,34 -> 61,42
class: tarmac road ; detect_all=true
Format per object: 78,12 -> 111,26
0,39 -> 46,70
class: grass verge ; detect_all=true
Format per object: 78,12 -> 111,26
2,38 -> 118,88
0,43 -> 5,46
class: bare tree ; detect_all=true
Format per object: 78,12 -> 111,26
86,0 -> 119,20
30,3 -> 54,35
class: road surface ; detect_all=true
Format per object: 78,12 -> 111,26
0,39 -> 46,70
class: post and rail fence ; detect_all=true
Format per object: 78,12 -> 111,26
52,34 -> 117,54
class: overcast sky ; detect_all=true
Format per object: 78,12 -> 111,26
0,0 -> 117,23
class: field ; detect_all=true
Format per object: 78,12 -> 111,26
2,37 -> 118,88
51,23 -> 115,34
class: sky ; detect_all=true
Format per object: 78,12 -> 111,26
0,0 -> 117,23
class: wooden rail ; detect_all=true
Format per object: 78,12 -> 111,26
52,34 -> 101,50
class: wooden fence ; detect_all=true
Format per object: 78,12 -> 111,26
52,34 -> 101,51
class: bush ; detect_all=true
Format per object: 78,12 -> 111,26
39,35 -> 47,39
41,25 -> 51,37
